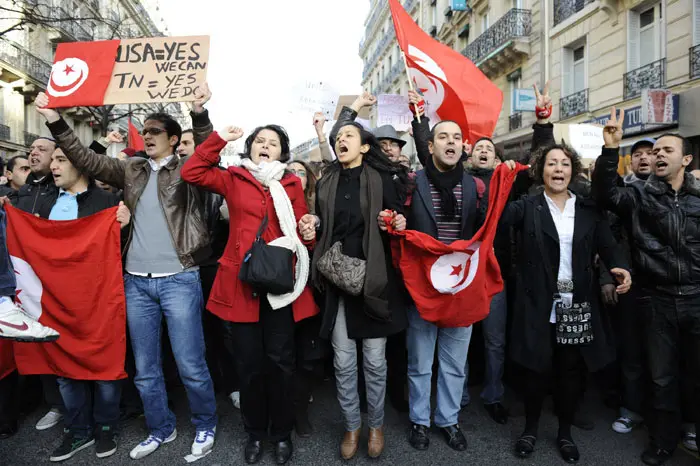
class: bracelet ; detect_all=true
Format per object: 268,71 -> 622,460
535,105 -> 552,119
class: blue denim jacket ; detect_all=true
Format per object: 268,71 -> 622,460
0,209 -> 16,298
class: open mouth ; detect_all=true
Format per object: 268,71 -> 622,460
145,142 -> 156,150
258,151 -> 270,161
656,160 -> 668,169
552,175 -> 566,183
445,148 -> 456,157
478,154 -> 489,163
338,143 -> 349,155
639,162 -> 650,169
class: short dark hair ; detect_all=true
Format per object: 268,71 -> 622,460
144,113 -> 182,151
472,136 -> 503,162
6,155 -> 28,172
528,143 -> 583,185
430,120 -> 463,142
656,133 -> 692,157
181,129 -> 194,136
242,125 -> 291,163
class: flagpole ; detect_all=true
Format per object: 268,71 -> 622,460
402,52 -> 421,123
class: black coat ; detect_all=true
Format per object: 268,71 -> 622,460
14,172 -> 58,215
316,166 -> 408,340
16,181 -> 120,220
500,193 -> 628,373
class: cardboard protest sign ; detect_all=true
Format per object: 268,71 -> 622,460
377,94 -> 413,131
46,36 -> 209,108
292,80 -> 339,120
334,96 -> 371,120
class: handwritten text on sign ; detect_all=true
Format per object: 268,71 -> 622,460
377,94 -> 413,132
102,36 -> 210,105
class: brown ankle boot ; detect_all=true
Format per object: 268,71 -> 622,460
368,426 -> 385,458
340,429 -> 361,460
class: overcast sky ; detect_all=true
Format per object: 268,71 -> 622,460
154,0 -> 370,148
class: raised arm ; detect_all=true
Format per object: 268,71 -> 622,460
330,91 -> 376,144
530,82 -> 555,155
181,127 -> 242,195
313,111 -> 334,162
408,90 -> 431,167
190,82 -> 214,146
592,107 -> 637,214
35,93 -> 126,188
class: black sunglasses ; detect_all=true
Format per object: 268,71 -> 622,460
141,127 -> 167,136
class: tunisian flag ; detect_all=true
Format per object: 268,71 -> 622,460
6,206 -> 126,380
46,40 -> 120,108
128,119 -> 145,151
389,0 -> 503,143
390,164 -> 526,328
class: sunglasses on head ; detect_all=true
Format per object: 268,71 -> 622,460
141,127 -> 167,136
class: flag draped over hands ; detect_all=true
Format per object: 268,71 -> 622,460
6,206 -> 127,380
389,164 -> 526,328
388,0 -> 503,143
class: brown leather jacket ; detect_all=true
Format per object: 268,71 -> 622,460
46,110 -> 215,269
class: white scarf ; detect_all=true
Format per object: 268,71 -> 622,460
241,158 -> 309,309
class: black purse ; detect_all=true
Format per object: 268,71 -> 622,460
534,205 -> 594,346
238,214 -> 295,295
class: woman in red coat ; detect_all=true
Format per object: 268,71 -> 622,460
181,125 -> 318,466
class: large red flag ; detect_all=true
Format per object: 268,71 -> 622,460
6,206 -> 126,380
388,0 -> 503,143
389,164 -> 525,327
46,40 -> 120,108
128,119 -> 145,151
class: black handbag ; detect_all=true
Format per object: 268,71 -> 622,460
238,214 -> 295,295
534,205 -> 594,346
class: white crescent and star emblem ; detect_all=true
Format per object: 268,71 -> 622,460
429,243 -> 481,295
47,57 -> 90,97
10,256 -> 43,320
407,45 -> 446,119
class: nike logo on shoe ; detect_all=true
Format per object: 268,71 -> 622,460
0,319 -> 29,331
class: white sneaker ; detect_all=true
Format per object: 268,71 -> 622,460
230,391 -> 240,409
191,427 -> 216,456
129,429 -> 177,460
683,429 -> 698,452
0,299 -> 59,343
612,416 -> 642,434
35,408 -> 63,431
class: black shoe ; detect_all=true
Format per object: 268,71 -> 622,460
409,424 -> 429,450
244,438 -> 263,464
641,447 -> 673,466
119,408 -> 144,422
440,424 -> 467,451
557,437 -> 580,464
0,422 -> 18,440
50,432 -> 95,462
295,407 -> 313,439
484,403 -> 509,425
274,438 -> 293,465
95,426 -> 118,459
572,412 -> 594,431
514,434 -> 537,458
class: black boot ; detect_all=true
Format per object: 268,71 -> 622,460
295,401 -> 313,439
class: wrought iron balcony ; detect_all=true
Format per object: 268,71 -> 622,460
24,131 -> 40,147
691,44 -> 700,80
51,8 -> 93,41
462,9 -> 532,66
623,58 -> 666,100
560,89 -> 588,119
0,125 -> 11,142
509,113 -> 522,131
0,38 -> 52,84
362,32 -> 395,80
553,0 -> 595,26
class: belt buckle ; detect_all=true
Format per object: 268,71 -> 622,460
557,279 -> 574,293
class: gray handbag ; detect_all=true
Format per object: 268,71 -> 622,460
316,241 -> 366,296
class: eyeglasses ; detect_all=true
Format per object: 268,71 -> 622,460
141,127 -> 167,136
380,141 -> 401,149
290,170 -> 307,178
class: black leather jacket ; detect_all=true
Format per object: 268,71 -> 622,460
593,147 -> 700,295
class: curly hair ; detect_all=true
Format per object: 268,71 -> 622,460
240,124 -> 291,163
528,143 -> 583,185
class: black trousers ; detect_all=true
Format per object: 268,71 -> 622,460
0,371 -> 18,425
225,300 -> 296,442
41,375 -> 64,412
642,292 -> 700,451
200,264 -> 238,395
522,333 -> 586,431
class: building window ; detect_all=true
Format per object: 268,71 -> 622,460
627,3 -> 664,71
432,5 -> 437,27
508,73 -> 522,115
694,0 -> 700,45
562,42 -> 586,97
481,12 -> 490,32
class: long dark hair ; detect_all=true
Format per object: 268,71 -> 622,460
327,122 -> 408,193
240,124 -> 291,163
288,160 -> 317,214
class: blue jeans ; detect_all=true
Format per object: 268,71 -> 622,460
0,208 -> 16,298
462,288 -> 507,406
125,270 -> 217,440
57,378 -> 121,439
407,305 -> 472,428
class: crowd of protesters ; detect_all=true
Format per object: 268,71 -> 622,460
0,81 -> 697,466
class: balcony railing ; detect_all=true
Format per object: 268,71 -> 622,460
363,31 -> 395,80
560,89 -> 588,119
0,38 -> 52,84
24,132 -> 40,147
553,0 -> 595,26
691,45 -> 700,80
462,9 -> 532,65
0,125 -> 11,142
509,113 -> 522,131
623,58 -> 666,100
51,8 -> 93,41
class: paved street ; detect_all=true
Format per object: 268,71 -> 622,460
1,383 -> 698,466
